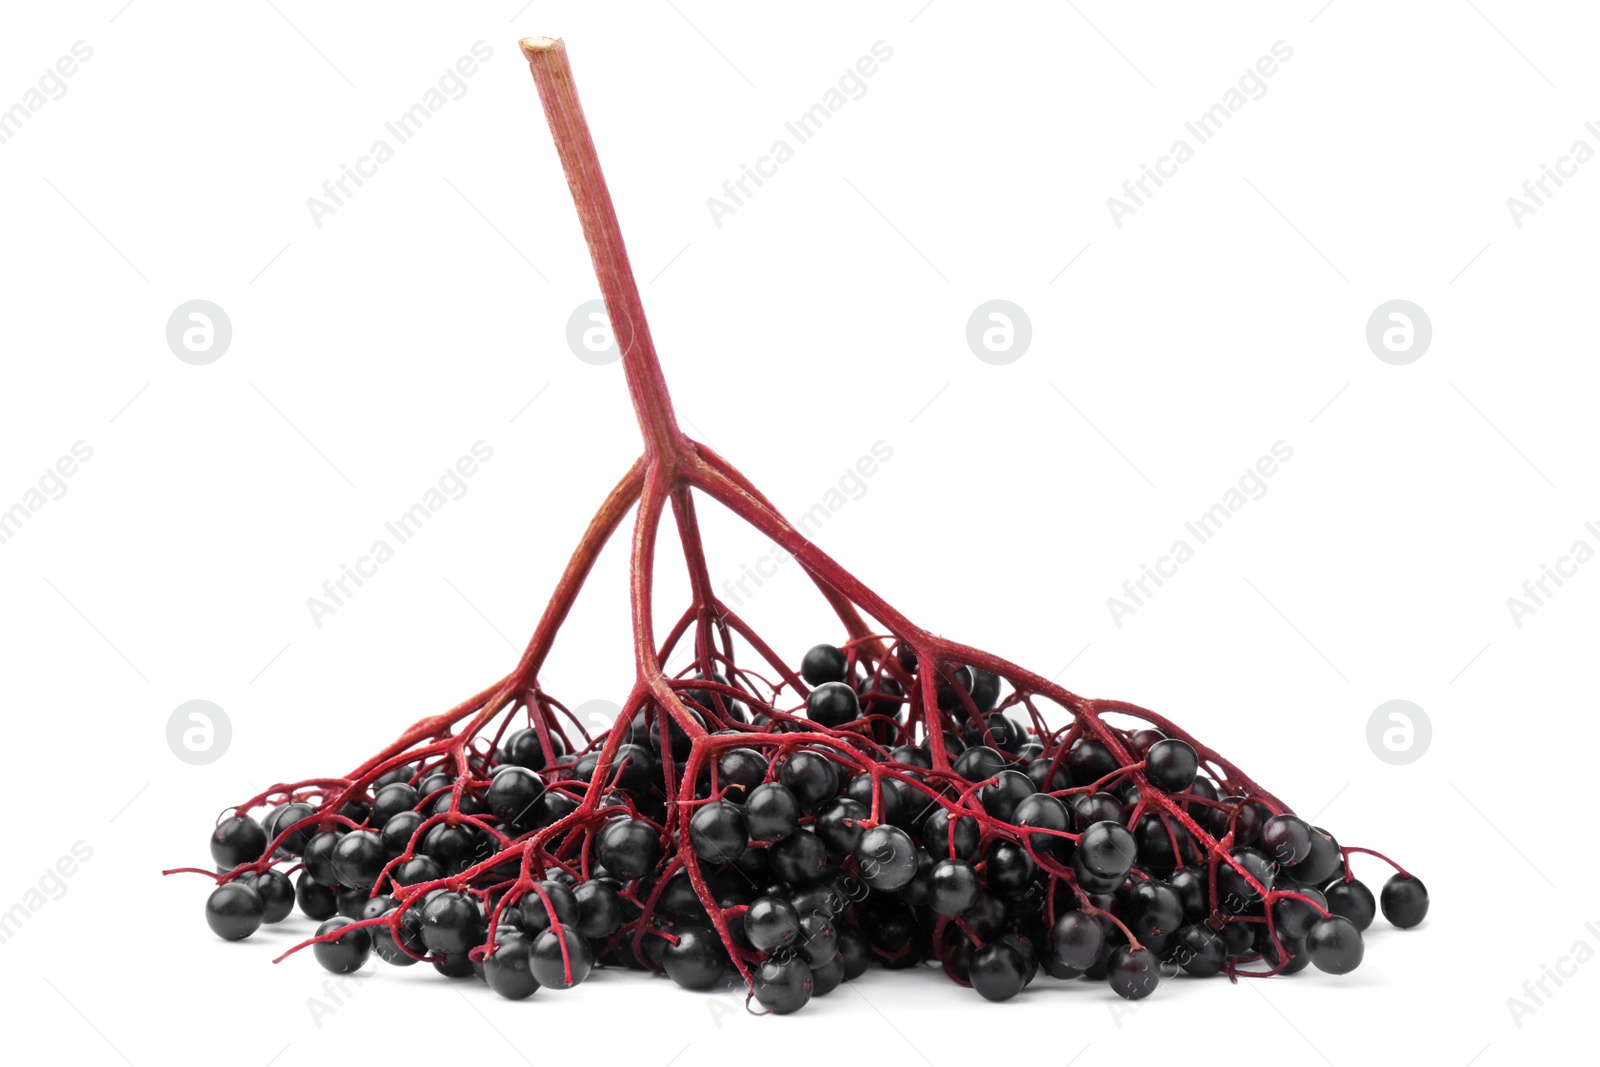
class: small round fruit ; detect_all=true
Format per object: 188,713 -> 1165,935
753,956 -> 813,1014
858,826 -> 918,891
483,936 -> 539,999
744,896 -> 801,953
1305,915 -> 1364,974
1323,878 -> 1377,931
969,942 -> 1027,1002
1144,739 -> 1198,792
239,869 -> 295,924
313,916 -> 372,974
806,682 -> 860,728
800,644 -> 849,686
663,927 -> 727,991
1380,873 -> 1429,929
1048,911 -> 1105,971
209,815 -> 268,869
529,927 -> 593,989
1108,945 -> 1160,1000
595,818 -> 661,881
205,882 -> 264,941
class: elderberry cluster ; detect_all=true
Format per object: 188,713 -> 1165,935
194,639 -> 1427,1013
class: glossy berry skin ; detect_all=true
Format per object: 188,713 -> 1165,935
1216,848 -> 1276,912
1066,741 -> 1119,787
264,801 -> 317,855
295,871 -> 338,921
922,808 -> 981,862
1074,821 -> 1138,881
815,797 -> 868,855
1012,792 -> 1070,859
1221,921 -> 1254,957
205,882 -> 264,941
302,831 -> 344,885
1048,911 -> 1105,971
380,810 -> 424,858
662,927 -> 727,990
984,841 -> 1036,898
1271,885 -> 1327,940
753,956 -> 813,1015
927,859 -> 980,917
779,751 -> 841,810
1323,878 -> 1377,931
953,745 -> 1006,783
392,855 -> 443,888
596,818 -> 661,881
800,643 -> 849,686
486,766 -> 545,827
978,770 -> 1036,821
716,748 -> 769,801
858,826 -> 918,891
689,800 -> 748,863
361,896 -> 420,967
574,880 -> 623,939
239,869 -> 295,924
331,831 -> 386,889
1287,825 -> 1342,885
745,896 -> 801,952
518,881 -> 580,936
1258,813 -> 1313,865
1144,739 -> 1199,792
419,892 -> 484,957
1172,924 -> 1226,977
970,941 -> 1027,1002
1305,915 -> 1364,974
810,953 -> 846,996
1108,945 -> 1160,1000
313,917 -> 372,974
483,936 -> 539,999
1380,873 -> 1429,929
806,681 -> 860,728
1169,867 -> 1209,922
797,913 -> 839,966
529,927 -> 593,989
768,829 -> 829,884
745,783 -> 801,842
210,815 -> 267,869
369,783 -> 419,828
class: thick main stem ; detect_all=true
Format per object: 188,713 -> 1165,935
522,37 -> 684,463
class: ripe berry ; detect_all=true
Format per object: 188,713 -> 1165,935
1380,873 -> 1429,929
970,941 -> 1027,1001
419,892 -> 484,956
1108,945 -> 1160,1000
928,859 -> 980,916
745,896 -> 801,952
1305,915 -> 1364,974
689,799 -> 748,863
662,926 -> 727,990
806,682 -> 860,728
313,916 -> 372,974
529,927 -> 592,989
857,825 -> 918,891
238,869 -> 294,924
483,936 -> 539,999
1259,813 -> 1313,866
486,766 -> 545,826
595,818 -> 661,880
205,882 -> 264,940
1074,821 -> 1138,882
800,643 -> 849,685
1049,911 -> 1105,971
1323,878 -> 1377,931
295,871 -> 338,921
779,750 -> 840,810
1172,924 -> 1226,977
209,815 -> 267,869
745,783 -> 801,841
1012,792 -> 1070,858
573,880 -> 623,938
1144,739 -> 1198,792
331,830 -> 385,889
753,955 -> 812,1014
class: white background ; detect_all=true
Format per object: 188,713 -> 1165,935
1,2 -> 1594,1064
